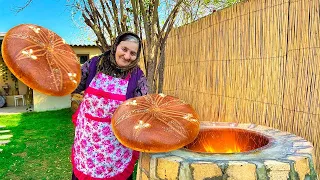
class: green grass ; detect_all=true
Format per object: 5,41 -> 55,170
0,108 -> 74,179
0,108 -> 138,180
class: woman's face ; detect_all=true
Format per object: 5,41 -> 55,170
115,41 -> 139,68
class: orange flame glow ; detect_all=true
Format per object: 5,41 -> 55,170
203,141 -> 242,153
185,128 -> 270,153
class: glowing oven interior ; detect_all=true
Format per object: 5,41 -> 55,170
185,128 -> 271,153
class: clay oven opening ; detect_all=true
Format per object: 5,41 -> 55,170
185,128 -> 271,153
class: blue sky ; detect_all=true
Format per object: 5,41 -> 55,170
0,0 -> 94,45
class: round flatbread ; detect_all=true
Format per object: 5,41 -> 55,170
112,94 -> 200,153
1,24 -> 81,96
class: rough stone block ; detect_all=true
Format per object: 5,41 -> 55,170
237,123 -> 254,129
141,153 -> 151,174
254,125 -> 273,131
264,160 -> 290,180
190,162 -> 222,179
156,156 -> 182,180
293,141 -> 313,147
288,156 -> 310,180
226,161 -> 256,180
273,131 -> 291,137
296,147 -> 313,154
288,136 -> 305,141
141,171 -> 150,180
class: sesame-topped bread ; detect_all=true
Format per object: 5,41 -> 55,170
112,94 -> 200,153
1,24 -> 81,96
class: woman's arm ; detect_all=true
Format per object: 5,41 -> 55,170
72,59 -> 92,94
134,73 -> 148,97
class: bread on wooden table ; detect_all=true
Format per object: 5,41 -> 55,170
1,24 -> 81,96
112,94 -> 200,153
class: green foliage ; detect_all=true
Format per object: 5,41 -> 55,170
0,58 -> 18,90
204,0 -> 211,5
0,62 -> 9,82
0,109 -> 74,179
200,0 -> 240,7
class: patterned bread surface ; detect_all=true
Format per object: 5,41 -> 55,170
112,94 -> 200,153
1,24 -> 80,96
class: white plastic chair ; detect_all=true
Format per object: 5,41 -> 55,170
14,95 -> 25,107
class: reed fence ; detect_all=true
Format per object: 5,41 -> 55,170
163,0 -> 320,174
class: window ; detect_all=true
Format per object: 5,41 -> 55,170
77,54 -> 89,64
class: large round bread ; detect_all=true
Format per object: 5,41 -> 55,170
111,94 -> 200,153
1,24 -> 81,96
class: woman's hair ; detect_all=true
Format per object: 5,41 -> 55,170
119,34 -> 140,44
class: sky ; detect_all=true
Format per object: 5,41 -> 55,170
0,0 -> 94,45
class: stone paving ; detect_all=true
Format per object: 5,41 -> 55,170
0,105 -> 32,114
0,126 -> 11,153
0,105 -> 34,153
0,106 -> 28,152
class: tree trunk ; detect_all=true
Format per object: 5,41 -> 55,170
157,42 -> 166,93
146,47 -> 157,93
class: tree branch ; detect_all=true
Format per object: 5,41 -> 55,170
152,0 -> 160,35
14,0 -> 32,13
110,0 -> 121,33
130,0 -> 139,34
99,0 -> 114,42
81,1 -> 109,52
138,0 -> 151,45
160,0 -> 183,34
119,0 -> 127,31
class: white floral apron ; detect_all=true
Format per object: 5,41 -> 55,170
72,72 -> 139,180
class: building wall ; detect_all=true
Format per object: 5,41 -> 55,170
0,54 -> 28,106
71,46 -> 102,60
33,90 -> 71,112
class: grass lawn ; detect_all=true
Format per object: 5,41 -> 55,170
0,108 -> 138,180
0,108 -> 74,179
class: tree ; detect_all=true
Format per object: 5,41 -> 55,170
177,0 -> 241,25
69,0 -> 184,93
18,0 -> 241,93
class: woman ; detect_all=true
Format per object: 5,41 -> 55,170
71,32 -> 148,180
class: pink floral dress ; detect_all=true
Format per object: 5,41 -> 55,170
72,72 -> 139,180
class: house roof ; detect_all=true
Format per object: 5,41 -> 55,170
0,32 -> 5,39
70,44 -> 97,47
